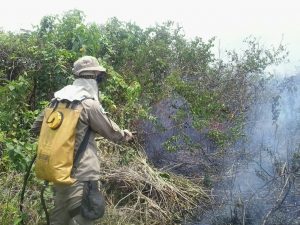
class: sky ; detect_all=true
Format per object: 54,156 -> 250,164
1,0 -> 299,74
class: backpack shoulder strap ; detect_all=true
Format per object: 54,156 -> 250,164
72,97 -> 94,167
73,127 -> 91,166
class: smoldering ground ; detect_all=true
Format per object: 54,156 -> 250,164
192,74 -> 300,225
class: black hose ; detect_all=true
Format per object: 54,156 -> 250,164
20,153 -> 37,224
41,181 -> 50,225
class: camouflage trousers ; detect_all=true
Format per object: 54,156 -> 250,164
50,181 -> 94,225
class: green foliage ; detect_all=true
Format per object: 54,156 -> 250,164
207,129 -> 228,148
99,64 -> 145,128
163,135 -> 181,152
163,36 -> 287,149
0,172 -> 42,225
172,107 -> 187,123
0,76 -> 37,171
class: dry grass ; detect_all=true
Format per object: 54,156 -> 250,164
0,171 -> 44,225
96,139 -> 209,225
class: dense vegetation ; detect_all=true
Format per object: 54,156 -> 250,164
0,10 -> 287,225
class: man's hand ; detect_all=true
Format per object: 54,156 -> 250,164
123,129 -> 136,142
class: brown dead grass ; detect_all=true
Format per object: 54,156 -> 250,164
97,138 -> 209,225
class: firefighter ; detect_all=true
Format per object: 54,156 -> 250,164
32,56 -> 134,225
